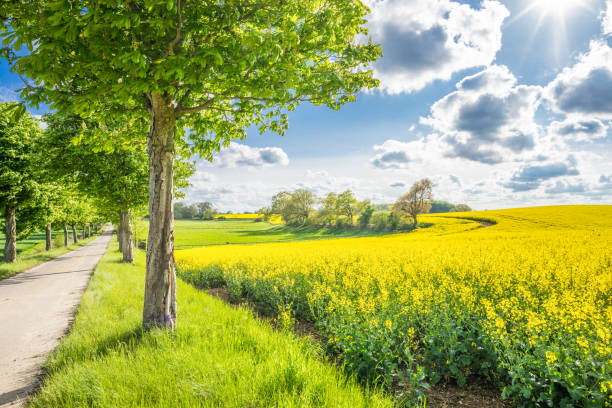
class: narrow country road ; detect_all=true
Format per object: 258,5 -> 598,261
0,225 -> 113,407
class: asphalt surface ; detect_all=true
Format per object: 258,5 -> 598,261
0,225 -> 112,407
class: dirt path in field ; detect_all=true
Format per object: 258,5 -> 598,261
0,225 -> 112,407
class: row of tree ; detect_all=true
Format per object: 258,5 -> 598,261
1,104 -> 107,261
259,179 -> 471,229
1,102 -> 195,264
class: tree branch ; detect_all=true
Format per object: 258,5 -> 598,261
159,0 -> 184,60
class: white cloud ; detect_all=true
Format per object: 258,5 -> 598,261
603,0 -> 612,35
366,0 -> 509,94
544,41 -> 612,119
370,138 -> 445,169
212,142 -> 289,168
422,65 -> 542,164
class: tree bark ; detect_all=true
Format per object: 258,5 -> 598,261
87,224 -> 91,237
81,225 -> 86,240
71,223 -> 78,244
63,221 -> 68,246
45,223 -> 52,251
143,93 -> 177,329
3,204 -> 17,263
120,210 -> 134,263
117,212 -> 124,253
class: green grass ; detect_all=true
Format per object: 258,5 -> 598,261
0,232 -> 100,280
0,228 -> 82,254
29,243 -> 393,408
169,219 -> 391,249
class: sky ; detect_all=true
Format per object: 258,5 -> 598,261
2,0 -> 612,211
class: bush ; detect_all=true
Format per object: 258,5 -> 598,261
371,211 -> 390,230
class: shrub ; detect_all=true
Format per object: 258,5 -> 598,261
371,211 -> 390,230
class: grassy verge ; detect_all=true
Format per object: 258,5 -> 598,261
29,243 -> 393,408
0,232 -> 102,280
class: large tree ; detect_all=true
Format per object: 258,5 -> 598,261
3,0 -> 380,327
392,179 -> 433,228
0,102 -> 44,262
336,190 -> 358,225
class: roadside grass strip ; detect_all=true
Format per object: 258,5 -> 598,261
29,243 -> 393,408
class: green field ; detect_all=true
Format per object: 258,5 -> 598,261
155,219 -> 392,249
29,243 -> 393,408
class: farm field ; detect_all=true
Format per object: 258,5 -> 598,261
149,219 -> 394,249
28,242 -> 392,408
176,205 -> 612,407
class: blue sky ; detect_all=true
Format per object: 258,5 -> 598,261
2,0 -> 612,211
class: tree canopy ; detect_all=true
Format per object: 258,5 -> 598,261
4,0 -> 380,155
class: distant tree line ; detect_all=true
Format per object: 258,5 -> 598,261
174,202 -> 218,220
429,201 -> 472,213
257,179 -> 471,231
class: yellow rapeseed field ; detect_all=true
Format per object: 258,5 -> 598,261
177,206 -> 612,407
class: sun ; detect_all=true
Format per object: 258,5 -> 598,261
513,0 -> 592,21
507,0 -> 593,61
533,0 -> 586,16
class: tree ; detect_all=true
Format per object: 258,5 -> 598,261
270,190 -> 315,225
287,189 -> 315,225
391,179 -> 433,228
319,193 -> 338,226
0,102 -> 44,262
454,204 -> 472,212
174,202 -> 198,220
336,190 -> 358,225
196,202 -> 215,219
4,1 -> 380,328
429,200 -> 456,214
358,201 -> 375,228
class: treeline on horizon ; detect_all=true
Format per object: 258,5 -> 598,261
174,181 -> 472,232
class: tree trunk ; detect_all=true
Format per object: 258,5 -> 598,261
71,223 -> 78,244
120,210 -> 134,263
3,204 -> 17,262
63,221 -> 68,246
45,223 -> 52,251
87,224 -> 91,237
117,213 -> 124,253
143,94 -> 177,329
412,214 -> 418,229
81,225 -> 86,240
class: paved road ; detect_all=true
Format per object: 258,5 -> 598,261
0,225 -> 112,407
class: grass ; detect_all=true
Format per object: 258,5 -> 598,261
0,231 -> 101,280
29,243 -> 393,408
0,227 -> 84,254
170,219 -> 392,249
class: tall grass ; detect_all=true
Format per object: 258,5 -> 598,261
29,243 -> 393,408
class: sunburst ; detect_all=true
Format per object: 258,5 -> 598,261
507,0 -> 593,62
